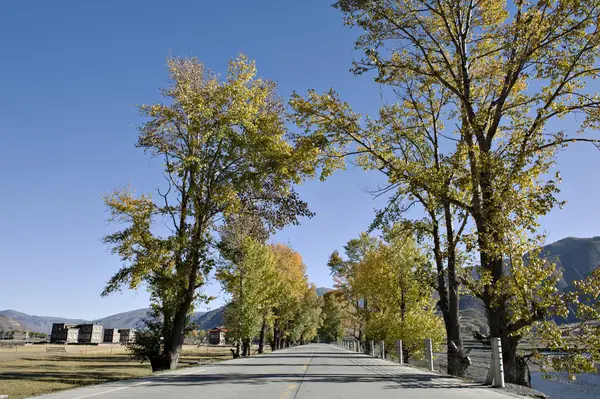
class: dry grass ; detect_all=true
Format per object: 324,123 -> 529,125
0,344 -> 234,399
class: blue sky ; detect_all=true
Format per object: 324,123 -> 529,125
1,0 -> 599,320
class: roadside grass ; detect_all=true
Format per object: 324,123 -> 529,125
0,344 -> 234,399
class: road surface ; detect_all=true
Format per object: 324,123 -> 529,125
31,343 -> 521,399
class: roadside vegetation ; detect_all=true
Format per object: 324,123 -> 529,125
0,344 -> 232,399
97,0 -> 600,390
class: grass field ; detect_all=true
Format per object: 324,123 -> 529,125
0,344 -> 236,399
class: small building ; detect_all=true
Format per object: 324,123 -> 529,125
77,324 -> 103,344
103,328 -> 120,343
51,323 -> 78,343
208,327 -> 227,345
66,327 -> 79,343
118,328 -> 136,344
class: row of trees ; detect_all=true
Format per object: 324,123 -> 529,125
102,0 -> 600,385
328,228 -> 445,361
0,330 -> 47,340
217,215 -> 322,356
287,0 -> 600,386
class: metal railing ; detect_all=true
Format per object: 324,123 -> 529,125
336,336 -> 505,388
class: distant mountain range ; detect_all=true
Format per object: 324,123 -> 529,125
0,287 -> 334,334
4,235 -> 597,336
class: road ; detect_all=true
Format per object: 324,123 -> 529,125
31,343 -> 520,399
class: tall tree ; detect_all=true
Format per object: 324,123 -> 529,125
327,233 -> 378,341
270,244 -> 310,349
352,228 -> 445,360
292,0 -> 600,385
318,291 -> 347,343
290,285 -> 323,344
102,55 -> 312,371
218,237 -> 277,357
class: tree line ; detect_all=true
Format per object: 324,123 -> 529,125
217,215 -> 322,356
103,0 -> 600,386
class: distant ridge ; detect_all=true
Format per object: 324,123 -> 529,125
6,234 -> 597,336
0,286 -> 335,334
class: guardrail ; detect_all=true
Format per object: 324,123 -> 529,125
336,336 -> 505,388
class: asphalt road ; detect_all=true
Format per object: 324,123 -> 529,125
31,343 -> 521,399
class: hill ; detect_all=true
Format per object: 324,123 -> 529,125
459,236 -> 600,333
0,308 -> 207,334
539,236 -> 600,289
0,315 -> 23,332
316,287 -> 334,297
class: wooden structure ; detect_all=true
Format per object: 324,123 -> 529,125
208,327 -> 227,345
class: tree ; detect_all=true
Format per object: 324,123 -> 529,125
292,0 -> 600,385
290,285 -> 323,344
218,236 -> 278,357
102,55 -> 313,371
318,291 -> 347,343
270,244 -> 310,349
327,233 -> 378,341
352,228 -> 445,360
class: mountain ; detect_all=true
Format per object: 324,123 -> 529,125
0,308 -> 207,334
93,308 -> 153,329
316,287 -> 334,297
0,315 -> 23,331
193,306 -> 226,330
0,309 -> 86,334
539,236 -> 600,289
459,236 -> 600,333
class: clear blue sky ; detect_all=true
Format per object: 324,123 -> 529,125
1,0 -> 599,320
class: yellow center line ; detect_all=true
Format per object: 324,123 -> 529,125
280,383 -> 298,399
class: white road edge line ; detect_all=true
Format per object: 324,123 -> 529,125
68,368 -> 207,399
69,382 -> 151,399
180,368 -> 206,375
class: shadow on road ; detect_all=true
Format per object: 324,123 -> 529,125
143,372 -> 483,390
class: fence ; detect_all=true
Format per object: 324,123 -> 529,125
338,336 -> 505,388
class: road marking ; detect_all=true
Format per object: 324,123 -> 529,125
280,383 -> 298,399
69,382 -> 151,399
69,367 -> 207,398
180,368 -> 206,375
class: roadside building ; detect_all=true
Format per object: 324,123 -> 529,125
66,327 -> 79,343
118,328 -> 136,344
208,327 -> 227,345
77,324 -> 103,344
50,323 -> 78,343
103,328 -> 120,343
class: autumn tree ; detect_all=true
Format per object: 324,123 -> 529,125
318,291 -> 347,343
102,55 -> 312,371
270,244 -> 310,349
219,237 -> 277,357
327,233 -> 378,341
290,285 -> 323,344
291,0 -> 600,385
352,228 -> 445,360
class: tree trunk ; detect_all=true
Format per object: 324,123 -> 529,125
444,202 -> 469,377
273,320 -> 280,350
258,316 -> 267,354
162,297 -> 193,370
242,338 -> 251,357
486,293 -> 531,386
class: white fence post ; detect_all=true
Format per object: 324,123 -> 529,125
491,337 -> 505,388
370,340 -> 375,357
380,340 -> 385,359
424,338 -> 434,371
395,340 -> 403,364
